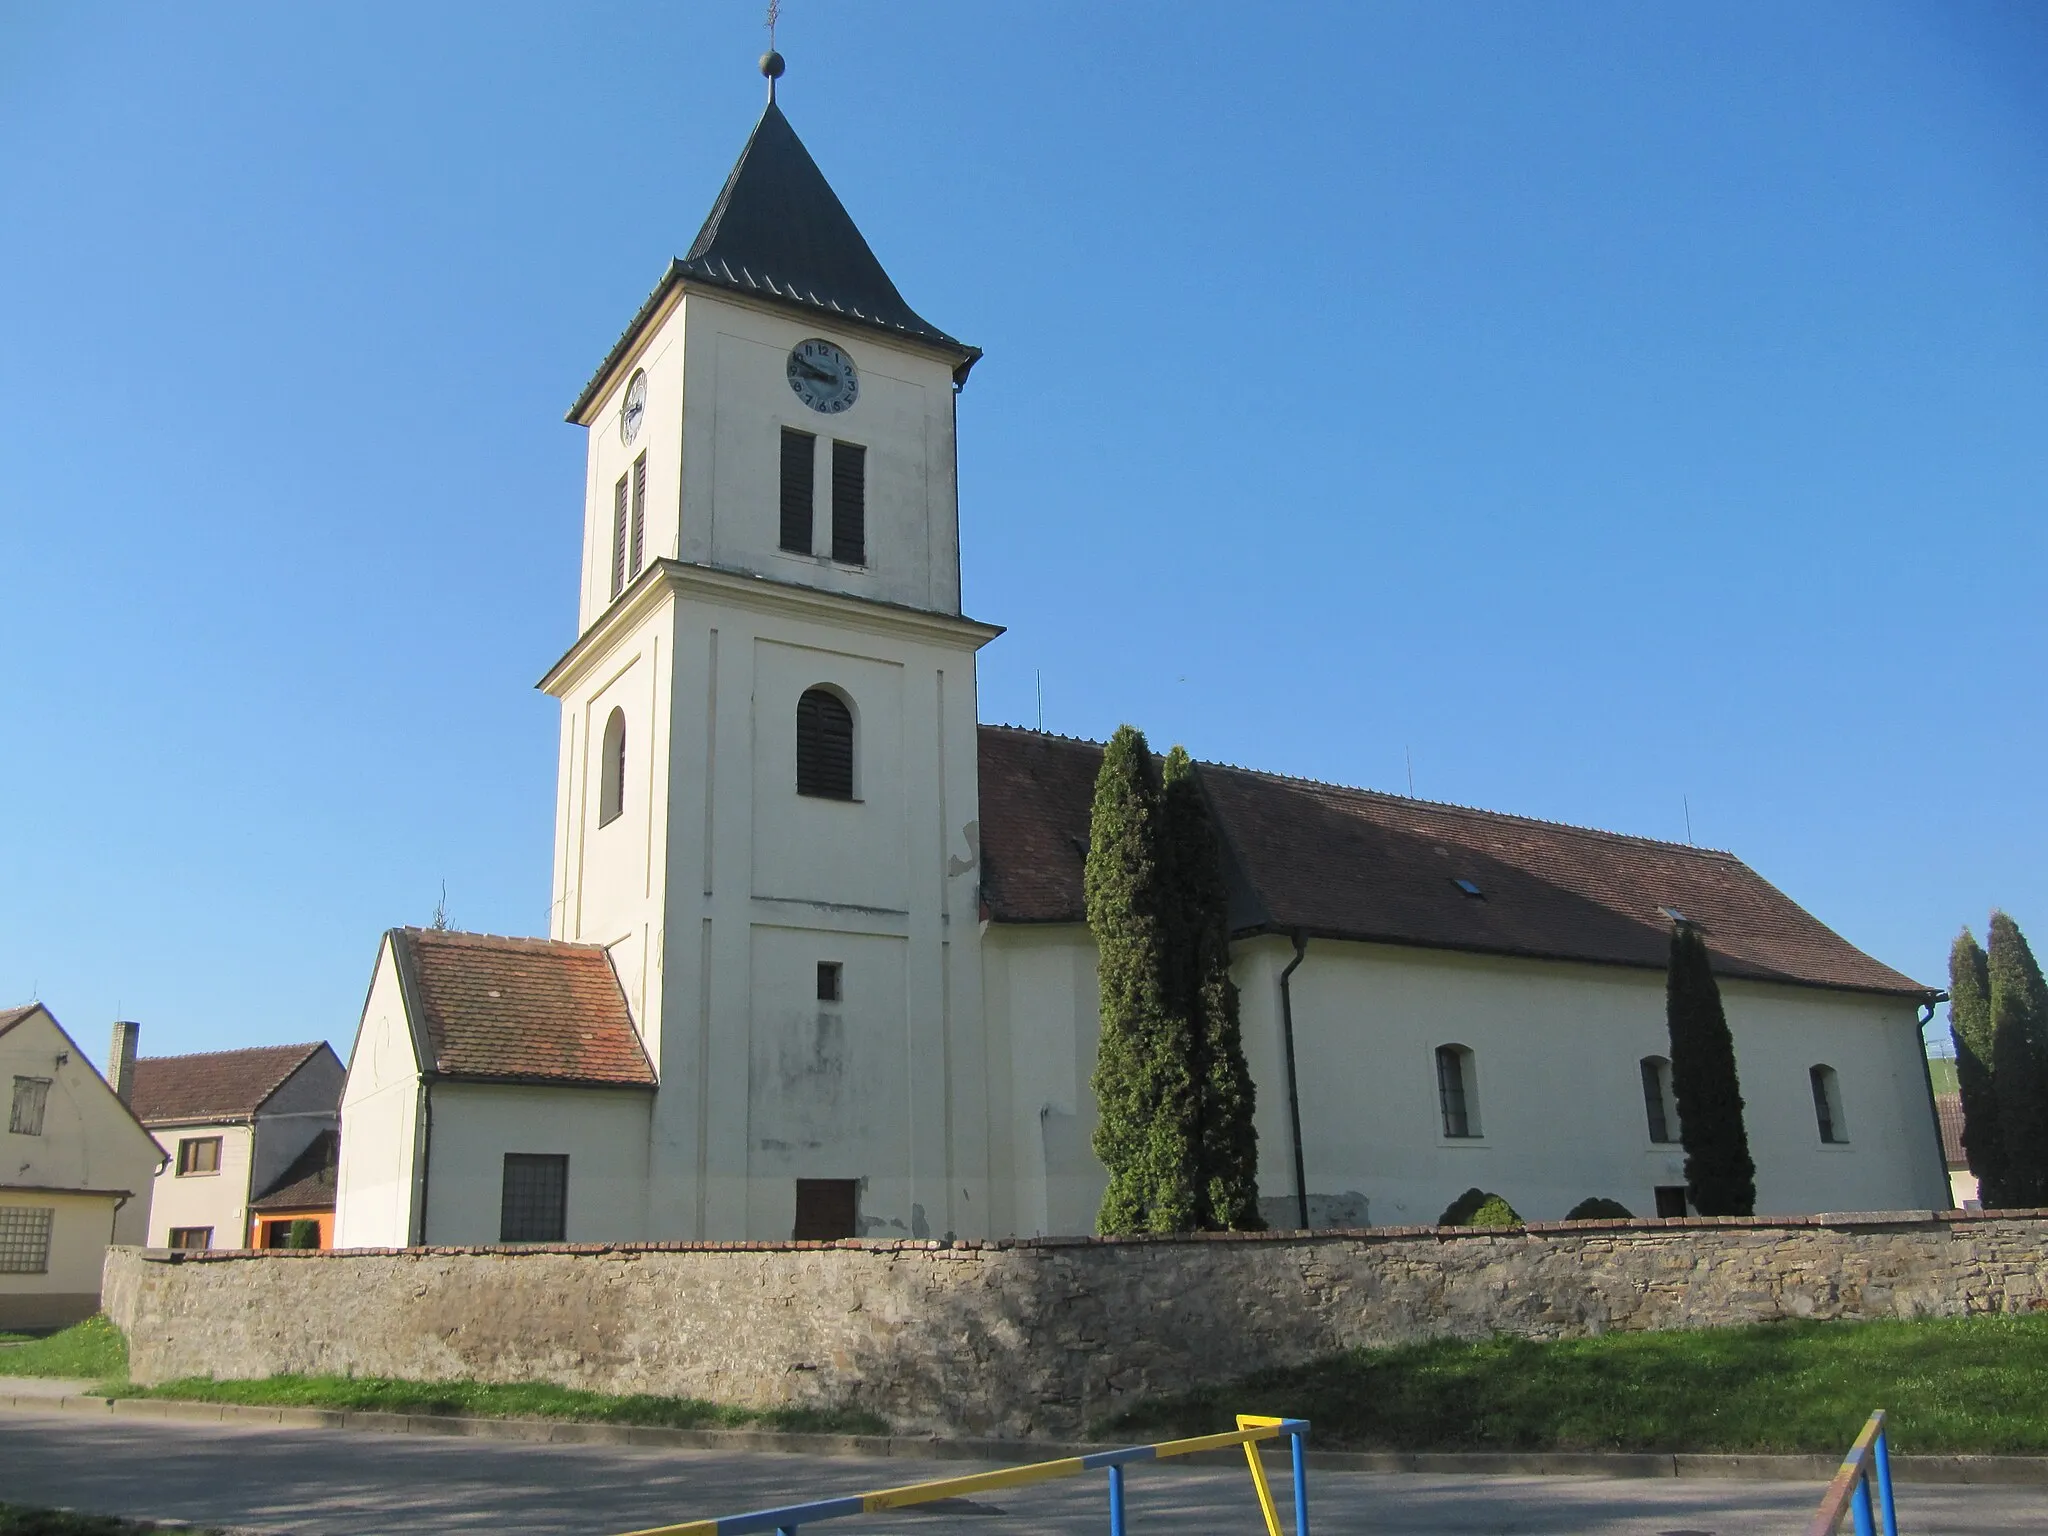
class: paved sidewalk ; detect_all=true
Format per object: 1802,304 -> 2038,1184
2,1403 -> 2043,1533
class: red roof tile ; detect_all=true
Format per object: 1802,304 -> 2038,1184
976,725 -> 1930,998
129,1042 -> 334,1125
393,929 -> 656,1087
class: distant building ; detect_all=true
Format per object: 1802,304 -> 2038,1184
246,1129 -> 338,1249
0,1008 -> 160,1328
335,67 -> 1951,1247
130,1040 -> 343,1251
1934,1094 -> 1978,1209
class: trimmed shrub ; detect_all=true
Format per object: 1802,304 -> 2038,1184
1438,1188 -> 1521,1227
1565,1197 -> 1635,1220
1665,922 -> 1756,1216
287,1219 -> 320,1250
1950,927 -> 2007,1206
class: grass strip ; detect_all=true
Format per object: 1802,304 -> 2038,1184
103,1372 -> 889,1436
0,1506 -> 221,1536
0,1317 -> 125,1380
1103,1313 -> 2048,1455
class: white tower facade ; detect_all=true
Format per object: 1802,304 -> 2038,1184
539,96 -> 999,1240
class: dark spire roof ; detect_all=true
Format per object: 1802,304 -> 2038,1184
569,100 -> 976,422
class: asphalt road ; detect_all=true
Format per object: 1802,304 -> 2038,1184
0,1407 -> 2039,1534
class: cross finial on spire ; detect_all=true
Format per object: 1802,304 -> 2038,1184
761,1 -> 785,103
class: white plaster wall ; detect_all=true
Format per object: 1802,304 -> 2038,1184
0,1007 -> 161,1236
578,289 -> 688,632
334,942 -> 422,1248
0,1191 -> 119,1310
981,924 -> 1104,1237
418,1083 -> 653,1245
985,927 -> 1945,1234
145,1123 -> 253,1248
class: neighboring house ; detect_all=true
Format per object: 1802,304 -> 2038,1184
131,1040 -> 344,1251
246,1129 -> 338,1248
1934,1094 -> 1978,1209
334,71 -> 1950,1248
0,1008 -> 161,1328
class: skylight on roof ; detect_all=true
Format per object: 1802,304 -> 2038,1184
1453,878 -> 1484,899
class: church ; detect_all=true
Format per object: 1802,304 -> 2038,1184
332,62 -> 1948,1249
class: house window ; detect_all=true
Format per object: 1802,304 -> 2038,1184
795,687 -> 855,800
598,706 -> 627,827
1811,1065 -> 1848,1144
609,471 -> 630,599
793,1178 -> 859,1240
500,1153 -> 569,1243
1435,1045 -> 1479,1138
0,1207 -> 53,1273
1653,1186 -> 1689,1218
830,440 -> 866,565
168,1226 -> 213,1250
817,961 -> 843,1003
780,426 -> 816,554
8,1076 -> 50,1136
1640,1056 -> 1679,1145
177,1136 -> 223,1176
629,451 -> 647,579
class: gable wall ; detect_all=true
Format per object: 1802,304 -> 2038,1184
0,1008 -> 160,1232
334,942 -> 423,1248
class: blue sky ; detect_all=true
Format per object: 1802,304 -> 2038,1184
3,3 -> 2042,1066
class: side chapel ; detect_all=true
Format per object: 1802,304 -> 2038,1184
334,61 -> 1948,1247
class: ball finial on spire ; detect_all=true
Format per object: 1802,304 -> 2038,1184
760,50 -> 785,81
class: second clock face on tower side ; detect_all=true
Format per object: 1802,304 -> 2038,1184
621,370 -> 647,445
787,338 -> 859,414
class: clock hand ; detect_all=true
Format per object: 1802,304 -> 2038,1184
794,359 -> 837,384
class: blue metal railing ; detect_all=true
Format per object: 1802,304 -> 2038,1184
1806,1409 -> 1897,1536
615,1414 -> 1311,1536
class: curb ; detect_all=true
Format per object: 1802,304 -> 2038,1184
6,1393 -> 2047,1484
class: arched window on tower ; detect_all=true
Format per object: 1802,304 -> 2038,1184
598,707 -> 626,827
795,687 -> 855,800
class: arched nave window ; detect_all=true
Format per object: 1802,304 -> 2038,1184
598,707 -> 626,827
1810,1065 -> 1848,1144
1435,1044 -> 1480,1138
796,687 -> 855,800
1639,1056 -> 1679,1145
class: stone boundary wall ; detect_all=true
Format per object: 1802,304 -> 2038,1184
103,1211 -> 2048,1439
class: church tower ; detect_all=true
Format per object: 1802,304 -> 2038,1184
539,57 -> 999,1241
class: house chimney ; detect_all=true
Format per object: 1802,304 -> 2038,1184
109,1021 -> 140,1104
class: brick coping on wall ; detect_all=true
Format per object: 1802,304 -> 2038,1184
124,1207 -> 2048,1262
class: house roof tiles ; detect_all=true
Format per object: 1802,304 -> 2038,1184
128,1042 -> 332,1125
975,725 -> 1930,998
391,928 -> 656,1088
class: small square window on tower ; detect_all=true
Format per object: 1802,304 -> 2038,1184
816,961 -> 843,1003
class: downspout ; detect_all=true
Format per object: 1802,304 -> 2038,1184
1914,996 -> 1952,1209
413,1079 -> 434,1247
1278,931 -> 1310,1231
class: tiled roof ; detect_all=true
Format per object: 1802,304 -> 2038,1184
129,1042 -> 333,1125
250,1130 -> 338,1212
1935,1093 -> 1968,1169
0,1004 -> 40,1036
975,725 -> 1931,998
568,101 -> 975,423
392,928 -> 656,1088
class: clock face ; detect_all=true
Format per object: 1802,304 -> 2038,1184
621,371 -> 647,445
786,338 -> 858,414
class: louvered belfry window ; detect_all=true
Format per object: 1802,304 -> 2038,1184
609,473 -> 630,599
598,707 -> 626,827
831,440 -> 866,565
628,452 -> 647,579
796,687 -> 855,799
780,427 -> 815,554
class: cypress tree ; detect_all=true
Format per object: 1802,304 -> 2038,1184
1948,928 -> 2007,1206
1086,726 -> 1199,1234
1664,922 -> 1756,1216
1987,913 -> 2048,1208
1159,746 -> 1264,1231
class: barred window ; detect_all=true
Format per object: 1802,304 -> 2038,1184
500,1153 -> 568,1243
0,1207 -> 52,1273
9,1077 -> 50,1137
